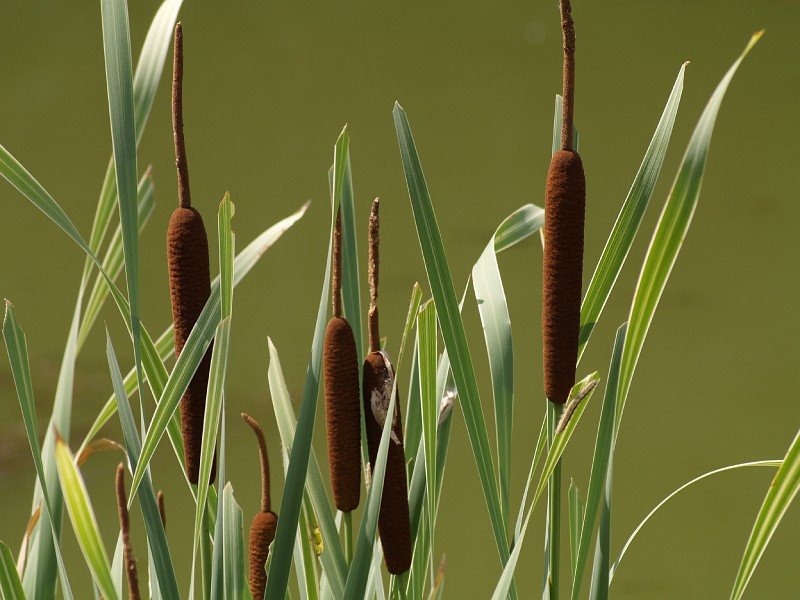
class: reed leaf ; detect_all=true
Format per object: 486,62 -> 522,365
393,102 -> 511,578
54,438 -> 117,600
0,542 -> 25,600
221,484 -> 246,600
577,64 -> 686,360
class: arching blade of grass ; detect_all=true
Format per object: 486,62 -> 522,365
265,128 -> 349,599
570,324 -> 624,600
0,542 -> 25,600
577,63 -> 686,361
472,203 -> 544,524
343,283 -> 422,600
105,331 -> 180,599
78,203 -> 307,458
2,303 -> 74,600
267,339 -> 347,596
79,170 -> 155,349
393,102 -> 511,583
54,438 -> 118,600
730,434 -> 799,599
616,32 -> 763,433
492,373 -> 600,600
101,0 -> 145,433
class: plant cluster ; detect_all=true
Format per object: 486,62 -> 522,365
0,1 -> 796,599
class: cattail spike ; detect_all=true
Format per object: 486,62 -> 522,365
172,22 -> 191,209
242,413 -> 271,513
332,211 -> 343,317
368,198 -> 380,352
559,0 -> 576,151
543,1 -> 585,405
362,351 -> 412,574
115,464 -> 141,600
167,21 -> 215,483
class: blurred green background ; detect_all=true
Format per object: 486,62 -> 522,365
1,1 -> 798,597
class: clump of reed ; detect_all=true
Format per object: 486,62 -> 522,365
322,212 -> 361,513
166,22 -> 215,484
115,464 -> 140,600
362,198 -> 412,575
242,413 -> 279,600
542,0 -> 585,405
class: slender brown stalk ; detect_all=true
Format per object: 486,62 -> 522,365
157,490 -> 166,530
115,464 -> 140,600
559,0 -> 576,151
542,0 -> 586,406
167,22 -> 215,483
361,199 -> 411,574
172,22 -> 191,209
242,413 -> 278,600
332,211 -> 343,318
368,198 -> 380,353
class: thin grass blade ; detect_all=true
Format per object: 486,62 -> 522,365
0,542 -> 25,600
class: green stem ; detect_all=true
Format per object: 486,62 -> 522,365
200,511 -> 213,600
544,402 -> 563,600
343,510 -> 354,566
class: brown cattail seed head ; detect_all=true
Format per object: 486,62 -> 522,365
248,510 -> 278,600
167,206 -> 215,484
168,23 -> 215,484
542,149 -> 585,404
362,351 -> 412,575
323,316 -> 362,512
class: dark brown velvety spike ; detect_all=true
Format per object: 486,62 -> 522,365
362,351 -> 412,575
248,510 -> 278,600
542,149 -> 585,405
167,206 -> 215,484
323,316 -> 362,512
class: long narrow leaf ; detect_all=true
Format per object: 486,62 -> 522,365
616,32 -> 762,432
577,64 -> 686,359
393,102 -> 510,574
54,438 -> 118,600
0,542 -> 25,600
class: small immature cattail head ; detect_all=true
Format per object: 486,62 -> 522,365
115,464 -> 141,600
242,413 -> 278,600
542,0 -> 585,405
167,22 -> 215,484
362,350 -> 412,575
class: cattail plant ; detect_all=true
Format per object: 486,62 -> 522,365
362,198 -> 412,575
242,413 -> 279,600
115,464 -> 140,600
166,22 -> 215,484
542,0 -> 585,406
323,212 -> 361,513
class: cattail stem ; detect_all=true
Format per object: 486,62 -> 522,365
559,0 -> 576,151
172,22 -> 191,209
115,464 -> 140,600
368,198 -> 380,352
332,211 -> 343,318
157,490 -> 166,530
242,413 -> 271,512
